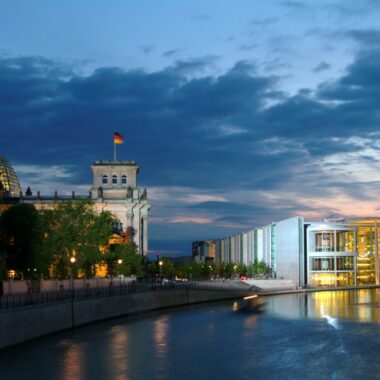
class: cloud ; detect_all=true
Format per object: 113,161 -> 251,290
139,45 -> 155,54
313,61 -> 331,72
249,17 -> 278,27
162,49 -> 183,58
346,29 -> 380,47
280,1 -> 309,10
2,45 -> 380,251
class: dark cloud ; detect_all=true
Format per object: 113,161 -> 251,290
0,46 -> 380,204
171,56 -> 219,74
346,29 -> 380,47
139,45 -> 155,54
313,61 -> 330,72
162,49 -> 183,58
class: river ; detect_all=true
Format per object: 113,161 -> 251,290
1,289 -> 380,379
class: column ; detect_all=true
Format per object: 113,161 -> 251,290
354,228 -> 357,286
143,216 -> 148,255
375,223 -> 379,285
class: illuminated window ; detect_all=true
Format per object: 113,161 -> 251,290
315,232 -> 334,252
337,257 -> 354,270
112,175 -> 117,184
311,258 -> 334,271
122,175 -> 127,185
102,175 -> 108,184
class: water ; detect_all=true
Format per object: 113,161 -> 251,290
1,289 -> 380,380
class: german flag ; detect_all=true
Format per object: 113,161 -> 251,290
114,132 -> 124,144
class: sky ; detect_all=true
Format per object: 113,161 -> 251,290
1,0 -> 380,256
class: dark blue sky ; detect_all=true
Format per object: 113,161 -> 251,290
1,1 -> 380,256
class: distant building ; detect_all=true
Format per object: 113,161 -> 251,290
0,155 -> 151,255
192,240 -> 215,263
172,256 -> 195,265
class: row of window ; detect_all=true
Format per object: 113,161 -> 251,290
102,175 -> 128,185
310,257 -> 354,271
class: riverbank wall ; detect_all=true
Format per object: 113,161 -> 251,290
0,287 -> 250,349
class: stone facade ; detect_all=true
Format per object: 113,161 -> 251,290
90,160 -> 150,254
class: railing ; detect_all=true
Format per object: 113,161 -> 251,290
0,281 -> 249,310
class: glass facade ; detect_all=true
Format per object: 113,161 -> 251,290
355,225 -> 376,285
0,155 -> 21,198
310,272 -> 355,287
308,224 -> 356,288
308,220 -> 380,287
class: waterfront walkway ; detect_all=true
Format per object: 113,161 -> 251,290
0,280 -> 252,310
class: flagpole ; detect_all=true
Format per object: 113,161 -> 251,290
114,140 -> 116,161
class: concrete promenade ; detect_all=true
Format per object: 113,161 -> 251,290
0,281 -> 252,350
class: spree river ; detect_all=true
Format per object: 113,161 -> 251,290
2,289 -> 380,380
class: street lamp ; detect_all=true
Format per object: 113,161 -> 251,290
117,259 -> 123,286
233,265 -> 238,279
159,260 -> 163,279
70,256 -> 76,329
70,257 -> 76,288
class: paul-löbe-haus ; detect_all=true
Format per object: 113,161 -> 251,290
204,216 -> 380,288
0,155 -> 151,257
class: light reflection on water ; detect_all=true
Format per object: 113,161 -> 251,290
264,289 -> 380,323
109,325 -> 129,380
153,315 -> 169,378
2,289 -> 380,380
59,340 -> 85,380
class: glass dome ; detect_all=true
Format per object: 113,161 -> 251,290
0,155 -> 21,198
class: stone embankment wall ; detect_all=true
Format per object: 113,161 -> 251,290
0,287 -> 250,350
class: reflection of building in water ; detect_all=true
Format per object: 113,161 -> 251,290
0,156 -> 150,255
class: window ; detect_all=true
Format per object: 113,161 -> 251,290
112,175 -> 117,184
122,175 -> 127,185
336,231 -> 354,252
315,232 -> 334,252
112,220 -> 123,233
102,175 -> 108,184
337,257 -> 354,270
311,258 -> 334,271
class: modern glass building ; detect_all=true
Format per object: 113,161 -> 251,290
0,155 -> 21,198
306,222 -> 356,287
206,216 -> 380,288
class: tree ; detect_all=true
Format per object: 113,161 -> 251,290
0,204 -> 40,279
247,260 -> 271,277
38,201 -> 113,278
106,243 -> 144,277
159,257 -> 176,279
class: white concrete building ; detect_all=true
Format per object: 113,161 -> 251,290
17,159 -> 151,255
211,215 -> 380,287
